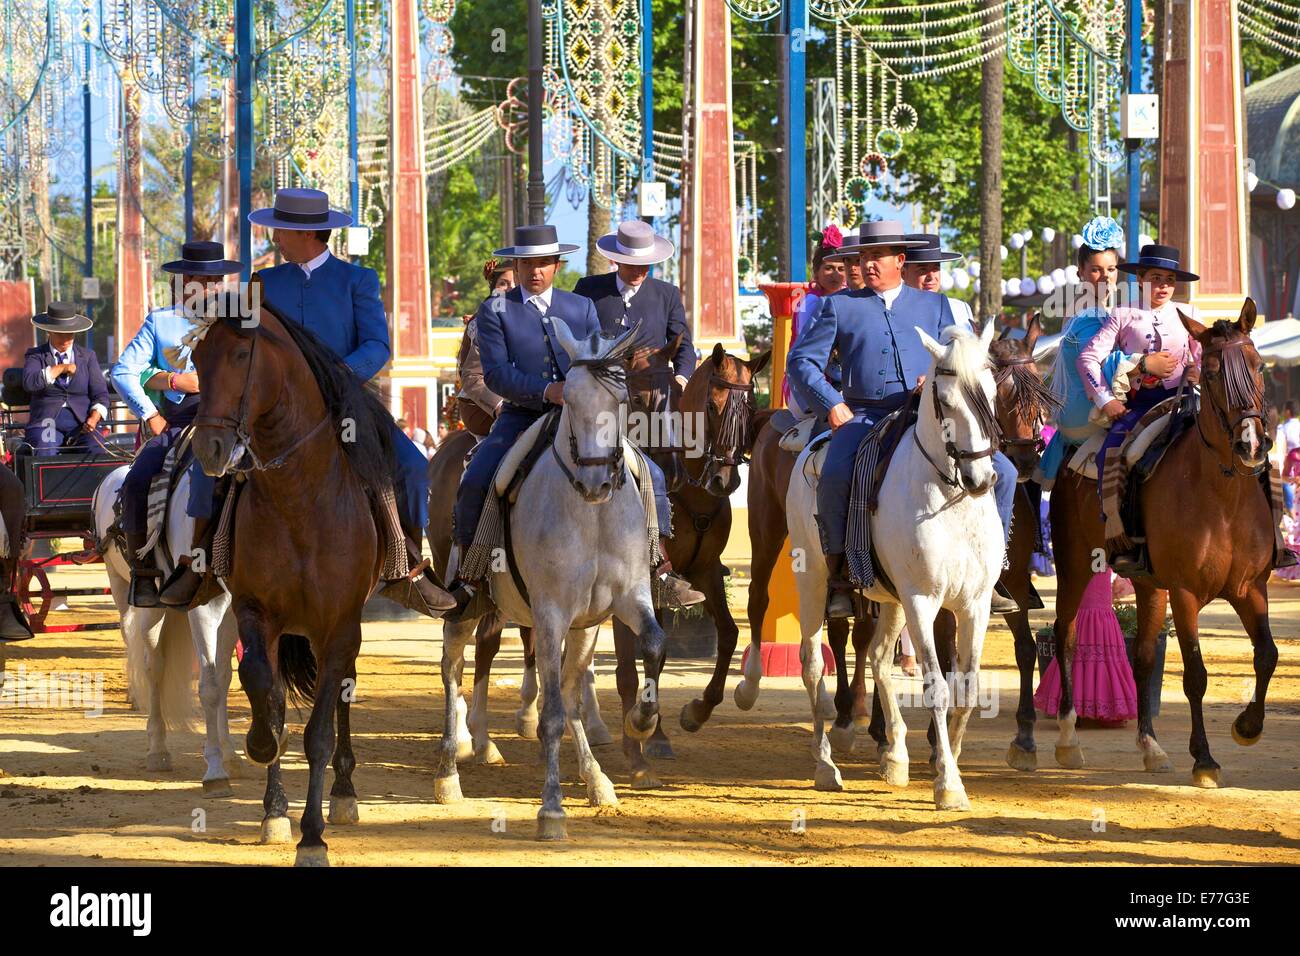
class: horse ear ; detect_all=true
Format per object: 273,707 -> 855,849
710,342 -> 726,368
598,316 -> 645,361
917,327 -> 946,360
1237,297 -> 1257,335
980,312 -> 998,349
1177,307 -> 1210,343
1025,312 -> 1043,353
551,316 -> 584,362
747,349 -> 772,378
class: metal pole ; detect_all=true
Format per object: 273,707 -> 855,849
1125,0 -> 1142,293
527,0 -> 545,224
641,0 -> 653,189
83,36 -> 94,349
785,0 -> 807,283
347,0 -> 360,246
236,0 -> 254,280
184,91 -> 195,241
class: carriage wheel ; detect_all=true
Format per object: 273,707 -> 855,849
19,561 -> 53,632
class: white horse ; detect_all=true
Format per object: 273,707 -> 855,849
434,321 -> 664,840
93,466 -> 244,794
785,321 -> 1005,811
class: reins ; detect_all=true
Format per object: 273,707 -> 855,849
1193,335 -> 1269,479
550,355 -> 629,493
912,366 -> 999,489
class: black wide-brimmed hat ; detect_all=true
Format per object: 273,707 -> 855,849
494,223 -> 579,259
841,220 -> 930,253
249,187 -> 353,231
161,240 -> 242,276
32,302 -> 92,334
903,234 -> 963,263
1118,243 -> 1199,283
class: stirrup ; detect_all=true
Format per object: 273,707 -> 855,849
157,562 -> 208,609
129,569 -> 163,609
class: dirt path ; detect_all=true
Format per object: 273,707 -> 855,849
1,566 -> 1298,866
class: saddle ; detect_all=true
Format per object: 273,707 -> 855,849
772,407 -> 831,453
489,409 -> 643,503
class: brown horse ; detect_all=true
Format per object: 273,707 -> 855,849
0,464 -> 31,643
190,291 -> 433,866
611,341 -> 768,787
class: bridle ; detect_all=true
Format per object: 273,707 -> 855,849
912,366 -> 998,489
993,354 -> 1048,458
192,322 -> 332,473
550,355 -> 629,493
1194,336 -> 1269,478
687,374 -> 755,488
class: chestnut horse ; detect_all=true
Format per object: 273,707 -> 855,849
190,291 -> 434,866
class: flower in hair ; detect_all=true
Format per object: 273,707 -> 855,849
821,224 -> 843,249
1080,216 -> 1124,252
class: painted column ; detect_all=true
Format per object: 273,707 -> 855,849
115,77 -> 148,353
681,0 -> 744,352
222,77 -> 240,258
1158,0 -> 1250,319
385,0 -> 440,430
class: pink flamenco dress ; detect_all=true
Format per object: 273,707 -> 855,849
1276,513 -> 1300,582
1034,571 -> 1137,726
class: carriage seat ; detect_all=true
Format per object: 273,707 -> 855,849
492,411 -> 642,502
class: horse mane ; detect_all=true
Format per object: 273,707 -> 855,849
989,337 -> 1062,424
937,325 -> 1001,439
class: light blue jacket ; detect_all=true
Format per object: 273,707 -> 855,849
111,307 -> 197,420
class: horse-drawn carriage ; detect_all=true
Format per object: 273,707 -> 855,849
1,366 -> 137,634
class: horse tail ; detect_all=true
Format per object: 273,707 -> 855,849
158,612 -> 196,732
278,634 -> 317,710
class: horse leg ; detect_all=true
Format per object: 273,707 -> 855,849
1005,604 -> 1040,772
639,619 -> 674,760
850,614 -> 873,727
215,606 -> 244,779
1166,587 -> 1220,787
468,612 -> 505,765
680,562 -> 739,733
613,618 -> 658,790
434,616 -> 475,803
579,630 -> 615,748
454,668 -> 473,762
737,530 -> 781,711
827,617 -> 856,754
191,602 -> 232,796
926,611 -> 957,771
137,609 -> 171,772
259,761 -> 292,845
237,607 -> 292,844
295,628 -> 359,867
903,594 -> 968,811
533,610 -> 568,841
563,627 -> 617,808
948,604 -> 990,766
1049,566 -> 1092,770
869,603 -> 909,787
1132,583 -> 1173,772
793,550 -> 840,791
328,659 -> 360,826
1227,582 -> 1277,748
614,589 -> 666,744
515,626 -> 539,740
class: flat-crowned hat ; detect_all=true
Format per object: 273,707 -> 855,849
248,187 -> 353,231
902,234 -> 963,263
1117,243 -> 1199,283
32,301 -> 92,334
494,223 -> 579,259
841,220 -> 930,253
824,230 -> 860,261
161,240 -> 241,275
595,220 -> 675,265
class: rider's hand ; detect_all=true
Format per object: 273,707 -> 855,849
1101,400 -> 1127,422
828,402 -> 854,430
543,382 -> 565,405
81,411 -> 102,433
145,414 -> 167,436
1142,350 -> 1177,378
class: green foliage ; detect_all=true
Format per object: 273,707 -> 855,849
1112,601 -> 1174,641
428,162 -> 503,312
1241,37 -> 1299,87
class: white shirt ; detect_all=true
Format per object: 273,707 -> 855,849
874,282 -> 904,311
299,248 -> 332,278
615,275 -> 643,307
526,285 -> 554,314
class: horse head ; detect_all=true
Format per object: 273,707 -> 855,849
626,331 -> 686,493
916,318 -> 1001,496
682,343 -> 770,498
1180,298 -> 1269,475
990,314 -> 1060,481
551,318 -> 642,503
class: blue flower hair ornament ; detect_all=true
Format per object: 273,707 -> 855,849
1080,215 -> 1124,252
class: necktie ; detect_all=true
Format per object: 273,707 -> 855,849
56,352 -> 70,387
529,296 -> 545,316
621,289 -> 635,326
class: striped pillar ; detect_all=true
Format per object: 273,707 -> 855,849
115,77 -> 149,355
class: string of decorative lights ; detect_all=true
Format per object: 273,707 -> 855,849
1239,0 -> 1300,58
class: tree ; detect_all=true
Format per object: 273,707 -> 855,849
978,6 -> 1004,325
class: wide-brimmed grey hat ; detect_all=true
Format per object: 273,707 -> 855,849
494,224 -> 579,259
841,220 -> 929,253
161,240 -> 242,275
248,187 -> 353,231
595,220 -> 675,265
33,302 -> 92,334
824,230 -> 859,261
903,234 -> 963,263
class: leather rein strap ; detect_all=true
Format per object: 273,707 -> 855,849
912,367 -> 996,489
1193,336 -> 1268,478
551,356 -> 628,493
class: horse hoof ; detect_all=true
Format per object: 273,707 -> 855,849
880,756 -> 909,788
537,811 -> 568,841
145,753 -> 172,772
260,816 -> 293,845
679,699 -> 707,733
1231,719 -> 1261,747
813,765 -> 844,792
474,741 -> 506,766
584,724 -> 614,748
935,786 -> 971,812
623,711 -> 659,742
455,737 -> 475,762
434,775 -> 463,804
1054,745 -> 1085,769
1192,766 -> 1223,789
733,680 -> 759,711
1006,743 -> 1038,772
588,775 -> 619,807
294,845 -> 330,868
328,795 -> 360,825
630,768 -> 662,790
1143,751 -> 1173,773
245,728 -> 288,768
643,738 -> 675,760
201,777 -> 233,798
828,724 -> 856,755
515,714 -> 539,740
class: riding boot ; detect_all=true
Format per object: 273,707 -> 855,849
0,593 -> 33,642
990,581 -> 1020,615
377,536 -> 458,617
824,553 -> 855,620
125,530 -> 162,608
157,515 -> 215,608
652,560 -> 706,610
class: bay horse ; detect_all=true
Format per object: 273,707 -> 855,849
787,321 -> 1005,809
190,289 -> 434,866
613,340 -> 768,788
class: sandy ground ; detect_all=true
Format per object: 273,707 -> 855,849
1,563 -> 1298,867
